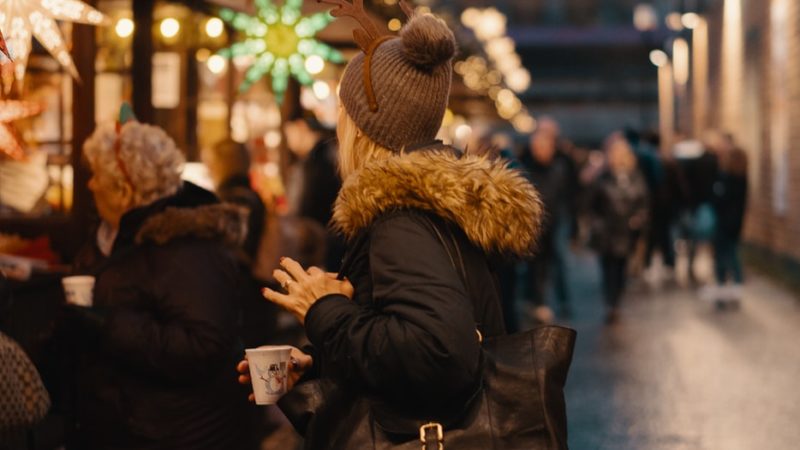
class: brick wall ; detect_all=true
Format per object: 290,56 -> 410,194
704,0 -> 800,262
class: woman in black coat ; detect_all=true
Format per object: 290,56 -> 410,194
66,115 -> 251,449
589,136 -> 649,323
710,146 -> 748,305
239,11 -> 543,449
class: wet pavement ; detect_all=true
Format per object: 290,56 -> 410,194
552,249 -> 800,450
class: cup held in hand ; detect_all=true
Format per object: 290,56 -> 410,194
62,276 -> 96,307
245,346 -> 292,405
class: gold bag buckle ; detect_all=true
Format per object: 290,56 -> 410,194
419,422 -> 444,450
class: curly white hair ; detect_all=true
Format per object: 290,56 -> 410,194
83,121 -> 185,206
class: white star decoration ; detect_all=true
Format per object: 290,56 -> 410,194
0,0 -> 109,85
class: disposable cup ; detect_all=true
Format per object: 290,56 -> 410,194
246,346 -> 293,405
62,276 -> 95,307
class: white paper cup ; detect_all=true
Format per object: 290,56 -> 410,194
62,276 -> 96,307
246,346 -> 293,405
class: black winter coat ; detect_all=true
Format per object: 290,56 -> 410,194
711,172 -> 748,240
293,147 -> 543,448
69,183 -> 250,450
520,151 -> 575,235
217,174 -> 266,262
589,170 -> 650,257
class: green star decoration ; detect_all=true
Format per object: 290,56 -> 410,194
219,0 -> 344,103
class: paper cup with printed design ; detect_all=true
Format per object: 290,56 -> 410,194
62,276 -> 96,307
246,346 -> 292,405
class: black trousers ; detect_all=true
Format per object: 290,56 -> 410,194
601,254 -> 628,308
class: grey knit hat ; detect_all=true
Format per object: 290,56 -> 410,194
338,13 -> 457,152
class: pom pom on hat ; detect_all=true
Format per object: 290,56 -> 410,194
401,14 -> 457,70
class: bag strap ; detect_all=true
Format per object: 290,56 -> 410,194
418,215 -> 490,449
422,215 -> 483,333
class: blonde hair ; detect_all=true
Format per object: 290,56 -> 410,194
604,132 -> 637,174
83,122 -> 185,206
336,107 -> 394,179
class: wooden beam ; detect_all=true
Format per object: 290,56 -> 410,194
132,0 -> 155,124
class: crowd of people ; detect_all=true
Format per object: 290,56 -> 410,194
0,8 -> 748,450
489,120 -> 749,328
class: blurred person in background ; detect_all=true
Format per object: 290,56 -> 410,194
65,111 -> 251,450
521,123 -> 575,322
674,131 -> 720,284
485,132 -> 525,333
203,138 -> 281,348
709,135 -> 748,308
203,139 -> 265,265
589,134 -> 649,324
283,110 -> 344,271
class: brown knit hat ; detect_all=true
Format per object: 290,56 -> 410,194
338,13 -> 457,152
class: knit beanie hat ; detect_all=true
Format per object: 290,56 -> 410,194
338,13 -> 457,152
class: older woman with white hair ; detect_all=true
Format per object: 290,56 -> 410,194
65,108 -> 251,449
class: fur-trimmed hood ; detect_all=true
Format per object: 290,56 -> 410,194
135,203 -> 248,247
332,149 -> 544,256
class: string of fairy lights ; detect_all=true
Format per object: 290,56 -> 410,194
458,7 -> 536,134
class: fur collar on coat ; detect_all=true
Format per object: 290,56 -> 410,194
332,149 -> 543,256
135,203 -> 248,248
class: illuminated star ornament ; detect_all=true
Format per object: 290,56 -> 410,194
0,27 -> 11,59
0,0 -> 109,84
0,99 -> 42,159
219,0 -> 344,102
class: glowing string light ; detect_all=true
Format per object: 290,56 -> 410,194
218,0 -> 344,103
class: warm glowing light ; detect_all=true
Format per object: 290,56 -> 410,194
512,114 -> 537,134
682,12 -> 701,29
206,17 -> 224,38
304,55 -> 325,74
460,8 -> 481,27
633,4 -> 658,31
207,54 -> 227,74
312,80 -> 330,99
264,131 -> 282,148
649,49 -> 668,67
160,18 -> 180,38
506,68 -> 531,93
474,8 -> 506,41
485,37 -> 514,59
115,18 -> 134,38
673,38 -> 689,85
0,0 -> 109,84
455,124 -> 472,141
665,12 -> 683,31
496,88 -> 515,106
388,18 -> 402,32
383,0 -> 398,5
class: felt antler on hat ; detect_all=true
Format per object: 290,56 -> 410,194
317,0 -> 386,52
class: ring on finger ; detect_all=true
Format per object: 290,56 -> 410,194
281,279 -> 294,290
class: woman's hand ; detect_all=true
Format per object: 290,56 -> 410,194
263,257 -> 354,324
237,346 -> 313,403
